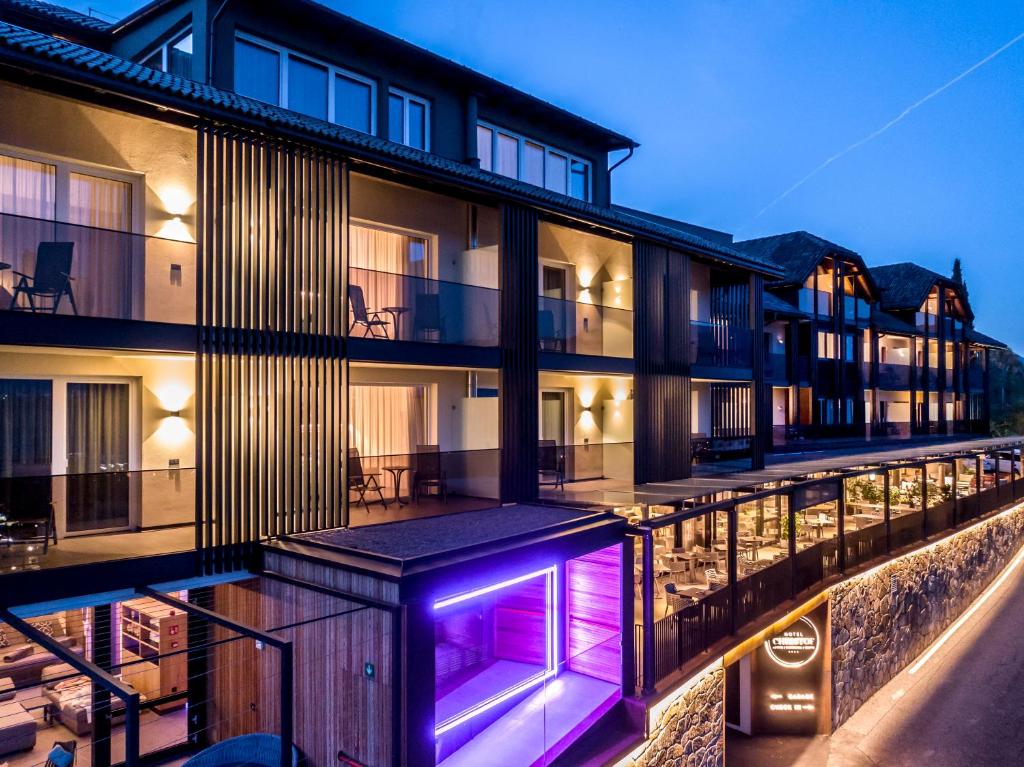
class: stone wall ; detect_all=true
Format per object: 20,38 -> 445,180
624,665 -> 725,767
830,501 -> 1024,728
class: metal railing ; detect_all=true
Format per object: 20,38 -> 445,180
633,439 -> 1024,692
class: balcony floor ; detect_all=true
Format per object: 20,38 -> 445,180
0,525 -> 193,572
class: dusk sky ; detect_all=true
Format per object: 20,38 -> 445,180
75,1 -> 1024,350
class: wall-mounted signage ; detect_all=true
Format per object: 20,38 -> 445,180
764,616 -> 820,669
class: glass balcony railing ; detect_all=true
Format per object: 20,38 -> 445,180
765,350 -> 788,380
690,321 -> 752,368
797,288 -> 832,317
538,296 -> 633,358
878,362 -> 911,389
842,295 -> 870,325
537,441 -> 634,498
348,267 -> 499,346
0,211 -> 195,324
0,468 -> 196,571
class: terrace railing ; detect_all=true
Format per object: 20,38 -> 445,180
0,211 -> 195,323
538,296 -> 633,358
633,439 -> 1024,692
690,321 -> 752,368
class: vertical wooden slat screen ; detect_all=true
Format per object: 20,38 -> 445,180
749,273 -> 765,468
499,203 -> 539,503
633,239 -> 690,484
198,125 -> 346,571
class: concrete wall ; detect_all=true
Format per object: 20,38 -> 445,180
830,501 -> 1024,729
621,665 -> 725,767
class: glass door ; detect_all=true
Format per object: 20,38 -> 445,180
65,382 -> 131,533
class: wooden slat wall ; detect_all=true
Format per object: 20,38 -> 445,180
197,126 -> 346,570
207,577 -> 395,767
499,204 -> 539,503
749,273 -> 766,469
633,239 -> 690,483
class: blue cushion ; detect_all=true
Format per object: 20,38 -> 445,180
47,744 -> 74,767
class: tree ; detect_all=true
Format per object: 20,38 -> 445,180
951,257 -> 970,310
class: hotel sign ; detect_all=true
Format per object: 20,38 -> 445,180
764,617 -> 820,669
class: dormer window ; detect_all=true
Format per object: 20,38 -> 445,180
388,88 -> 431,151
476,122 -> 591,202
138,27 -> 193,78
233,33 -> 377,135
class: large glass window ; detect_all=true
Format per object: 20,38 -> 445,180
137,27 -> 193,79
234,37 -> 280,105
388,88 -> 431,150
475,121 -> 591,200
0,154 -> 56,218
288,55 -> 328,120
233,34 -> 376,134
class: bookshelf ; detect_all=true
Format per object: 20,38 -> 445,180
119,597 -> 187,710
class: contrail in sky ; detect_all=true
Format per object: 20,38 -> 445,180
751,29 -> 1024,220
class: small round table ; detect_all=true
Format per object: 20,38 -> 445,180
382,465 -> 411,506
382,306 -> 410,340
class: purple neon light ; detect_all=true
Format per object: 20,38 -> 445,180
433,566 -> 557,737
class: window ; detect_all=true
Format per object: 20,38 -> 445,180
137,27 -> 193,79
476,122 -> 592,201
388,88 -> 431,150
233,33 -> 376,134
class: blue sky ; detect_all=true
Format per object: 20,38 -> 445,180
75,1 -> 1024,349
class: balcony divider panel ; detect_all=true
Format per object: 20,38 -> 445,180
633,239 -> 690,483
499,203 -> 539,503
198,126 -> 345,572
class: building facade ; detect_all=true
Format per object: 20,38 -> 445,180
0,2 -> 1011,767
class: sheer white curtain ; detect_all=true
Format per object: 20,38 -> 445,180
349,224 -> 431,334
349,383 -> 429,492
68,172 -> 133,318
0,155 -> 56,300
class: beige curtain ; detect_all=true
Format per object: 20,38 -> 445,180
67,172 -> 133,318
349,224 -> 431,336
349,383 -> 429,492
0,155 -> 56,302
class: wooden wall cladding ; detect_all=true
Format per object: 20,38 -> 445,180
208,577 -> 395,767
566,544 -> 622,685
197,126 -> 347,569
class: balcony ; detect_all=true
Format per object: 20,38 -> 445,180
878,362 -> 912,389
0,212 -> 195,324
0,468 -> 195,571
842,295 -> 870,326
968,362 -> 985,390
348,267 -> 499,346
765,350 -> 788,381
537,441 -> 634,500
538,296 -> 633,358
797,288 -> 832,317
690,321 -> 752,369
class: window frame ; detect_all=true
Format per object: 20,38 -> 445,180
234,31 -> 378,135
388,87 -> 432,151
476,120 -> 593,202
137,25 -> 193,74
0,143 -> 144,234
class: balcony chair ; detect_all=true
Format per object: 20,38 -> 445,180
413,292 -> 444,342
0,476 -> 57,553
348,284 -> 390,338
9,242 -> 77,315
412,444 -> 447,502
538,309 -> 564,352
347,448 -> 385,511
537,439 -> 565,491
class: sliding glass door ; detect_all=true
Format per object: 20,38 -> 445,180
65,382 -> 132,533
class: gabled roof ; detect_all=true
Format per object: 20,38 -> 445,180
763,291 -> 807,317
967,328 -> 1006,349
611,205 -> 735,247
869,262 -> 973,319
0,20 -> 782,275
734,230 -> 874,293
0,0 -> 110,33
873,309 -> 918,336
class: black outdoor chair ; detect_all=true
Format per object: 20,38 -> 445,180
347,448 -> 385,511
0,475 -> 57,553
412,444 -> 447,502
44,739 -> 77,767
538,439 -> 565,491
413,292 -> 443,342
348,284 -> 390,338
9,242 -> 77,315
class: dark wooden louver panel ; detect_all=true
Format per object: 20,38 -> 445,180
499,203 -> 539,503
749,273 -> 765,469
633,239 -> 690,483
198,126 -> 346,570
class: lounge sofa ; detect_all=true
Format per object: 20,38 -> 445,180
0,700 -> 36,756
42,665 -> 144,736
0,636 -> 82,687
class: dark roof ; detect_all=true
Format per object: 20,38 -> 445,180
1,0 -> 110,32
0,21 -> 782,275
734,230 -> 866,287
967,328 -> 1006,348
763,291 -> 806,317
873,309 -> 918,336
290,505 -> 610,562
611,205 -> 735,247
869,262 -> 973,319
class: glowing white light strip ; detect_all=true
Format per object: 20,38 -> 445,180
908,538 -> 1024,675
433,566 -> 558,738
